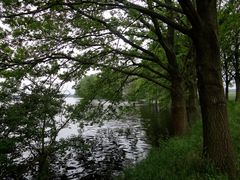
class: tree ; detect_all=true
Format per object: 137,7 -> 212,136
0,73 -> 89,179
75,71 -> 126,101
0,0 -> 237,177
75,74 -> 99,99
221,52 -> 234,100
0,0 -> 195,136
220,0 -> 240,101
0,76 -> 69,178
0,39 -> 82,178
180,1 -> 236,176
125,77 -> 168,103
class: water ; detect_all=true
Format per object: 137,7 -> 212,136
8,97 -> 169,179
53,97 -> 170,179
138,104 -> 171,146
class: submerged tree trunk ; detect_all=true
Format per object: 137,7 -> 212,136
170,76 -> 187,135
164,1 -> 188,135
190,1 -> 237,176
147,0 -> 188,136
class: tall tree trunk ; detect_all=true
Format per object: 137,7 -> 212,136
194,33 -> 236,178
234,35 -> 240,102
166,0 -> 188,135
186,80 -> 199,124
170,76 -> 187,135
235,76 -> 240,101
185,46 -> 200,124
190,1 -> 237,176
225,80 -> 229,100
223,53 -> 230,100
38,152 -> 49,180
148,0 -> 188,136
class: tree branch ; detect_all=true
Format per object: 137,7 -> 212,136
116,0 -> 191,35
153,0 -> 184,14
48,53 -> 172,91
177,0 -> 202,30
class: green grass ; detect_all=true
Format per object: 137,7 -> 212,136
228,91 -> 236,101
119,101 -> 240,180
228,101 -> 240,165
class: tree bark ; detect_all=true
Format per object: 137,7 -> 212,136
185,47 -> 200,124
223,53 -> 230,100
194,32 -> 236,178
225,79 -> 229,100
190,1 -> 237,176
234,35 -> 240,102
38,152 -> 49,180
235,76 -> 240,101
186,79 -> 199,124
170,76 -> 187,135
148,0 -> 188,136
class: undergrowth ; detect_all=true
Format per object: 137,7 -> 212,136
119,101 -> 240,180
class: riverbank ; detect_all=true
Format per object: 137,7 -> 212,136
119,101 -> 240,180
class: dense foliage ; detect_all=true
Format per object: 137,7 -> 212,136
0,0 -> 239,178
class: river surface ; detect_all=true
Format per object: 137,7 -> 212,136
53,97 -> 170,179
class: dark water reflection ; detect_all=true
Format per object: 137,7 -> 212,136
53,101 -> 171,179
21,98 -> 171,179
138,104 -> 171,146
60,104 -> 170,179
55,118 -> 152,179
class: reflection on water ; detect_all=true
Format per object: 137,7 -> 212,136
139,104 -> 170,146
50,98 -> 170,179
56,118 -> 150,179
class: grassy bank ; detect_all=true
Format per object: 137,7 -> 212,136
119,101 -> 240,180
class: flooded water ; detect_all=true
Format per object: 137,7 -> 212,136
9,97 -> 170,179
53,97 -> 170,179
